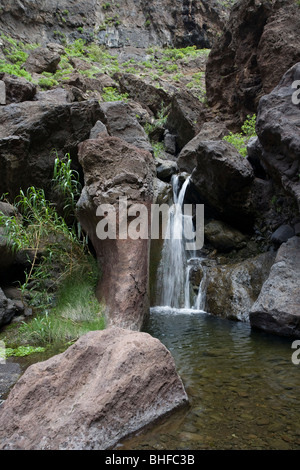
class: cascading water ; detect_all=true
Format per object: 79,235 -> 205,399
154,175 -> 206,312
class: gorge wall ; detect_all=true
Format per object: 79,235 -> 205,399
0,0 -> 225,49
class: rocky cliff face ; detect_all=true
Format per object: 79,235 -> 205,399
205,0 -> 300,124
0,0 -> 225,49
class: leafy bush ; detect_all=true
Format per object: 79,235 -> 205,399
223,114 -> 257,157
0,154 -> 105,348
0,60 -> 32,80
101,86 -> 129,102
152,141 -> 165,159
38,76 -> 59,89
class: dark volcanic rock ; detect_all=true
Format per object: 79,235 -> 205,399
189,140 -> 255,228
77,136 -> 155,330
99,101 -> 153,154
256,62 -> 300,211
155,158 -> 178,181
0,74 -> 36,104
24,46 -> 61,74
250,237 -> 300,338
204,219 -> 248,252
0,328 -> 188,450
178,119 -> 229,173
0,99 -> 102,198
166,90 -> 208,151
204,251 -> 276,322
115,73 -> 172,115
205,0 -> 300,124
271,224 -> 295,246
0,0 -> 224,49
0,287 -> 24,327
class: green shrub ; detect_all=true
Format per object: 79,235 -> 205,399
102,2 -> 111,10
0,60 -> 32,80
152,141 -> 165,159
65,38 -> 86,57
101,86 -> 129,102
223,114 -> 257,157
38,76 -> 59,89
0,154 -> 105,349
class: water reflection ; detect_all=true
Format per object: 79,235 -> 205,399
119,308 -> 300,450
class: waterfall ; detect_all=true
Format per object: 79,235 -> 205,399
195,265 -> 207,311
155,175 -> 206,311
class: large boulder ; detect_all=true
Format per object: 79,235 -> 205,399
23,46 -> 61,74
204,219 -> 248,252
250,236 -> 300,338
115,73 -> 172,115
99,101 -> 153,154
205,0 -> 300,124
203,252 -> 275,322
189,140 -> 255,228
256,62 -> 300,211
178,119 -> 229,173
77,136 -> 155,330
0,328 -> 188,450
166,90 -> 208,151
0,99 -> 102,198
0,74 -> 36,104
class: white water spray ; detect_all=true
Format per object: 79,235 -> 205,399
155,175 -> 206,311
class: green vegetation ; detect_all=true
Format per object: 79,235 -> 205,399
52,152 -> 82,220
4,346 -> 46,357
144,104 -> 169,135
223,114 -> 257,157
38,75 -> 59,89
0,61 -> 32,80
101,86 -> 129,102
152,141 -> 165,159
0,33 -> 210,105
18,264 -> 105,346
0,33 -> 39,81
102,2 -> 111,10
0,154 -> 105,349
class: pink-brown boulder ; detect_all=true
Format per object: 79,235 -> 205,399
0,328 -> 188,450
77,135 -> 156,331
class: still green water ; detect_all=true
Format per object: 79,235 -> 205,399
119,308 -> 300,450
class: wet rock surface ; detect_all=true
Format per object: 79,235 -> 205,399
250,237 -> 300,338
0,328 -> 188,450
204,252 -> 276,322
